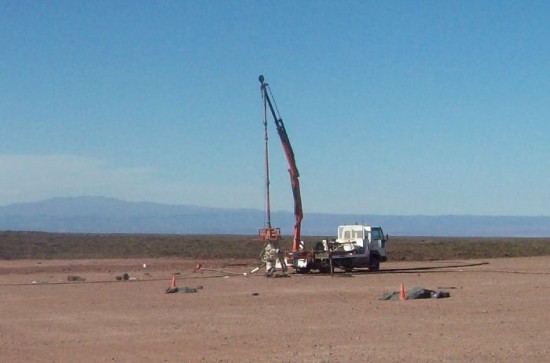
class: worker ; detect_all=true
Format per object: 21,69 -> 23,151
261,240 -> 288,277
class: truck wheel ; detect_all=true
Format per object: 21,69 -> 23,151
296,268 -> 310,274
369,257 -> 380,272
319,266 -> 331,274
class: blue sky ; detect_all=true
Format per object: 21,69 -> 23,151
1,1 -> 548,216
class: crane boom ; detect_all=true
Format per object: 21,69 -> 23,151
259,75 -> 303,252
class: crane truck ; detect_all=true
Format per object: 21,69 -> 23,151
289,224 -> 388,273
257,75 -> 388,274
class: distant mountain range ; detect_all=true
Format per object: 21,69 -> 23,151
1,196 -> 549,237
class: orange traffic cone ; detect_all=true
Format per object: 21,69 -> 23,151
165,274 -> 179,294
399,282 -> 406,301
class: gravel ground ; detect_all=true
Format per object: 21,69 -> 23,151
1,256 -> 548,362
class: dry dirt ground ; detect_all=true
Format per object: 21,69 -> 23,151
1,256 -> 549,362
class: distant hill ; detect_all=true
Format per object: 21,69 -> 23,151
1,196 -> 549,237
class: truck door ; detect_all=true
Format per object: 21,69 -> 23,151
373,228 -> 388,263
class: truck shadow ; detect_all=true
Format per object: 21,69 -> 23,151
353,261 -> 490,275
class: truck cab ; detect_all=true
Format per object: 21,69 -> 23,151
335,225 -> 388,263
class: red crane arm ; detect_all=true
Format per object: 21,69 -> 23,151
259,75 -> 303,252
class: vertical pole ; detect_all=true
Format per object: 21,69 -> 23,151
262,83 -> 272,229
329,242 -> 334,277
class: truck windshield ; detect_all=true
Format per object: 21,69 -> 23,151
371,228 -> 383,240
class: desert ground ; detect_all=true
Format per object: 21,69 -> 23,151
1,256 -> 548,362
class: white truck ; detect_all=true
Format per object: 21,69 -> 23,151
288,224 -> 388,273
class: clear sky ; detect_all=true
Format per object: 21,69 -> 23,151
1,1 -> 548,216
